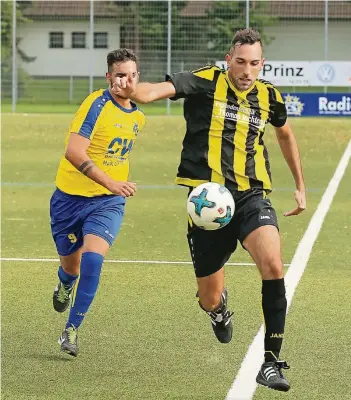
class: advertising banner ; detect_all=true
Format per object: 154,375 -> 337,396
260,61 -> 311,86
282,93 -> 351,117
215,61 -> 351,87
308,62 -> 351,87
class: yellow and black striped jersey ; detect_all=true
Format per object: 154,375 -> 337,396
166,65 -> 287,192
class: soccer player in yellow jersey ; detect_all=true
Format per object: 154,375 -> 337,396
50,49 -> 145,357
113,29 -> 306,391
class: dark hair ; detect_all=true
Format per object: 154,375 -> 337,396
107,48 -> 137,71
231,28 -> 262,48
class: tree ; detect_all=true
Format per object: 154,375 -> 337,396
112,1 -> 277,75
118,1 -> 187,53
116,1 -> 276,56
205,1 -> 276,53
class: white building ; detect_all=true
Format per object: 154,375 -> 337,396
18,0 -> 351,79
19,2 -> 121,77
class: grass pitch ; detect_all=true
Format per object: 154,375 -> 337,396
2,113 -> 351,399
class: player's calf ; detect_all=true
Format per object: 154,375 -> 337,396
57,252 -> 104,356
197,288 -> 233,344
65,252 -> 103,328
53,266 -> 78,313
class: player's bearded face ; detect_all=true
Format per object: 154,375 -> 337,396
107,61 -> 139,99
225,42 -> 264,92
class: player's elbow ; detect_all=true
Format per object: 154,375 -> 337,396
65,147 -> 84,166
275,123 -> 293,140
64,147 -> 75,164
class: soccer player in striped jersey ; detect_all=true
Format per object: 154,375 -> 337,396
50,49 -> 145,357
113,29 -> 306,391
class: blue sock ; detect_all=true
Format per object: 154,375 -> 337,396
58,266 -> 78,288
66,252 -> 104,329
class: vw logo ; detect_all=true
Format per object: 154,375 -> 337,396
317,64 -> 335,83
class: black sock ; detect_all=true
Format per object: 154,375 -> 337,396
262,278 -> 287,362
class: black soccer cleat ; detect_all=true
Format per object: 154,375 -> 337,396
206,289 -> 233,344
256,360 -> 290,392
53,281 -> 74,313
58,326 -> 78,357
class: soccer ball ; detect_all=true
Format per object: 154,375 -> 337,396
187,182 -> 235,230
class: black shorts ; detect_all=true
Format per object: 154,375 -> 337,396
187,188 -> 279,278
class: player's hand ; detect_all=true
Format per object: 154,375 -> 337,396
108,180 -> 137,197
284,189 -> 306,217
111,76 -> 134,98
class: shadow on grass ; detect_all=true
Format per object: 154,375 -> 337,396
26,352 -> 75,362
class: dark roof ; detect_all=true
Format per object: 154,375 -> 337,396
180,1 -> 351,19
21,0 -> 351,20
266,0 -> 351,19
22,1 -> 120,19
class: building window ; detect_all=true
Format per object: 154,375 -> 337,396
94,32 -> 108,49
72,32 -> 86,49
49,32 -> 64,48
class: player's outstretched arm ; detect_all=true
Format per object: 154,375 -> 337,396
112,76 -> 176,104
275,122 -> 306,217
132,82 -> 176,103
65,133 -> 136,197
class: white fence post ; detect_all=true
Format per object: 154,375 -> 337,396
166,0 -> 172,115
12,0 -> 17,112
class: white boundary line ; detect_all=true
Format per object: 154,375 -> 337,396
0,257 -> 290,267
225,137 -> 351,400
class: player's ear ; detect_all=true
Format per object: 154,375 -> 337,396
106,72 -> 111,86
225,53 -> 231,69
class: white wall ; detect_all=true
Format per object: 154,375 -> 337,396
264,21 -> 351,61
18,19 -> 351,77
17,20 -> 120,76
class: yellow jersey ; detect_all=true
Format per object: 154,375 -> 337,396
56,89 -> 145,197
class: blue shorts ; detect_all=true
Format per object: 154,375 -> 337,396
50,188 -> 125,256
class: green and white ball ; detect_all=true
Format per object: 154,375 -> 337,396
187,182 -> 235,230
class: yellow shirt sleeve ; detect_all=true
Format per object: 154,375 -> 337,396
70,92 -> 105,140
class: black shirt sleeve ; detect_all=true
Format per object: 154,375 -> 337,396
165,72 -> 213,101
270,89 -> 287,128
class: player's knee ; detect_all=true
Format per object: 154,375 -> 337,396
261,256 -> 283,279
82,234 -> 110,257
